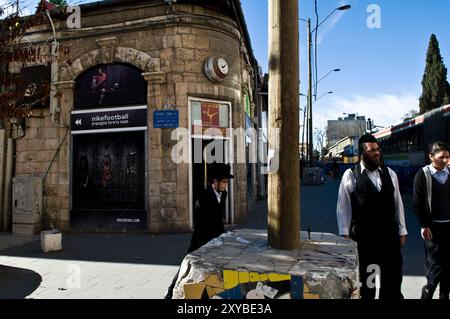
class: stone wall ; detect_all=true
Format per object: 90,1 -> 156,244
14,107 -> 70,230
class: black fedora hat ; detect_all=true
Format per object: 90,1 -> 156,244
210,163 -> 234,180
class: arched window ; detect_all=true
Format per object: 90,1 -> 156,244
74,63 -> 147,109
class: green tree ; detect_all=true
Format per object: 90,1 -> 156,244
419,34 -> 450,113
1,1 -> 70,120
445,82 -> 450,105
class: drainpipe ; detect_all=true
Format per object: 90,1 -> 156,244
46,11 -> 64,128
3,137 -> 13,231
0,124 -> 5,230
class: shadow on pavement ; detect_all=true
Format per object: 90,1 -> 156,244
0,265 -> 42,299
0,233 -> 191,267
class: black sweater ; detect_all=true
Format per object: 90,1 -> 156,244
413,167 -> 450,227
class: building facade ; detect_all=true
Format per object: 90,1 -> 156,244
4,0 -> 261,234
327,114 -> 366,148
326,136 -> 358,163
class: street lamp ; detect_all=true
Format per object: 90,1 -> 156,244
311,5 -> 351,34
313,5 -> 351,101
314,70 -> 340,100
316,91 -> 333,102
300,4 -> 350,166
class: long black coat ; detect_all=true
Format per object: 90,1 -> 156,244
188,186 -> 227,253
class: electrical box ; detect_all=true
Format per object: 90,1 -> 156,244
12,177 -> 43,235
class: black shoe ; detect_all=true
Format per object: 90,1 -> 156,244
439,291 -> 449,299
421,285 -> 435,299
164,290 -> 173,299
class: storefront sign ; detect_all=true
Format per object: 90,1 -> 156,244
191,101 -> 230,136
71,105 -> 147,134
153,110 -> 179,128
201,103 -> 220,126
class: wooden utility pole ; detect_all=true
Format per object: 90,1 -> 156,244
268,0 -> 300,250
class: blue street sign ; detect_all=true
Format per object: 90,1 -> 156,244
153,110 -> 179,128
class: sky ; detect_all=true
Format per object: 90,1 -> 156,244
2,0 -> 450,132
241,0 -> 450,132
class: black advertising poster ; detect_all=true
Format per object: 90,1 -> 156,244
71,131 -> 146,229
71,106 -> 147,134
74,63 -> 147,109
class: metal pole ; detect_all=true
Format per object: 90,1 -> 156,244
301,107 -> 307,160
307,19 -> 314,166
3,138 -> 13,231
0,129 -> 5,230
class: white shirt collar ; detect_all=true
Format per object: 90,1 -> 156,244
360,161 -> 383,174
428,164 -> 450,175
212,185 -> 221,203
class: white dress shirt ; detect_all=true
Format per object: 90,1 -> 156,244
336,162 -> 408,237
212,186 -> 222,203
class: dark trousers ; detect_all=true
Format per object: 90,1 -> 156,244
423,223 -> 450,296
165,244 -> 198,299
357,241 -> 404,299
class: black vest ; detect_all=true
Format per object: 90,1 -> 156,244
350,165 -> 398,244
431,177 -> 450,221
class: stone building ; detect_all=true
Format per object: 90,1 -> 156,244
326,114 -> 366,148
2,0 -> 261,234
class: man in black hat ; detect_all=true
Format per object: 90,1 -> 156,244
336,133 -> 407,299
188,163 -> 234,253
164,163 -> 234,299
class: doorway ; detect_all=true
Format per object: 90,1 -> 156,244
188,98 -> 233,228
191,139 -> 233,224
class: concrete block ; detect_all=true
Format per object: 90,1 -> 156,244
41,229 -> 62,253
173,229 -> 359,299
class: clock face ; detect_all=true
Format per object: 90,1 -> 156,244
217,58 -> 229,75
204,57 -> 229,82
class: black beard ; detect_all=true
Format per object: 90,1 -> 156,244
362,153 -> 381,171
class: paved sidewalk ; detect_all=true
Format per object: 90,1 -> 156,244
1,233 -> 190,299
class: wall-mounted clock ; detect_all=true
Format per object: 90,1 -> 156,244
204,57 -> 229,82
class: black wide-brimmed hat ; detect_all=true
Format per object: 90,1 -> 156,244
210,163 -> 234,180
358,133 -> 378,145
